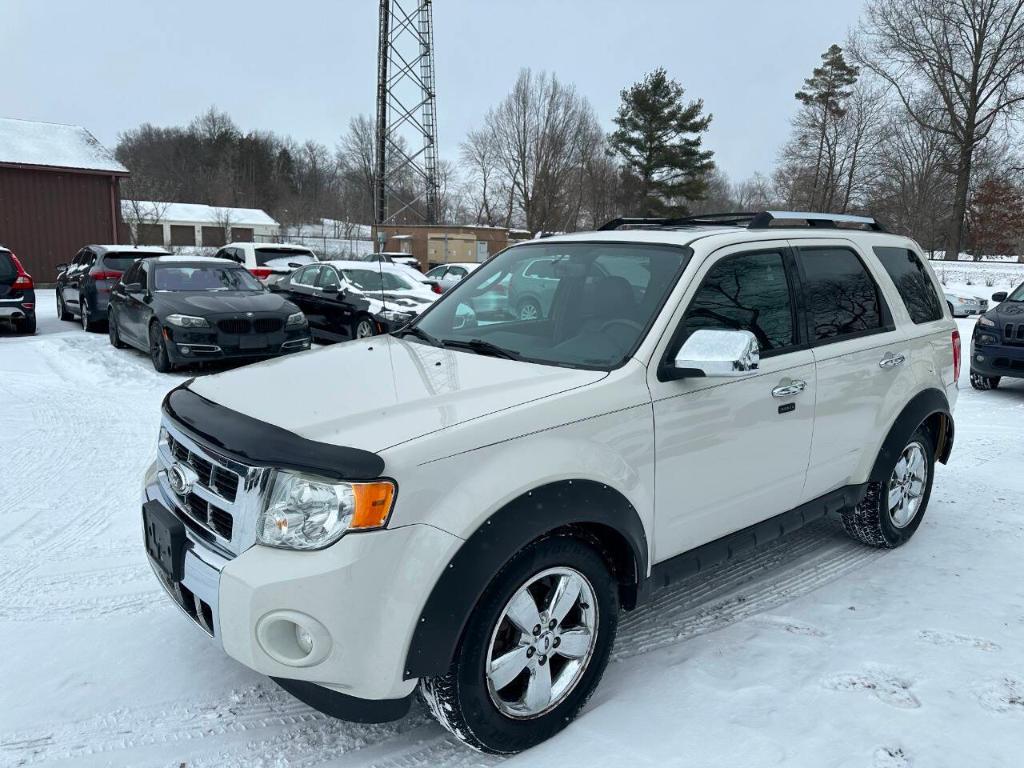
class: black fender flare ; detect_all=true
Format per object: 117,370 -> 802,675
403,479 -> 648,680
869,388 -> 954,482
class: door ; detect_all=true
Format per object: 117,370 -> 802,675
286,264 -> 321,328
314,265 -> 350,339
64,250 -> 88,308
791,240 -> 914,499
120,261 -> 152,344
649,245 -> 816,561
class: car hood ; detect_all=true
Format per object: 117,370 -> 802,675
185,335 -> 606,454
153,291 -> 297,315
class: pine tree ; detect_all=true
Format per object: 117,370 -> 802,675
609,68 -> 714,216
794,44 -> 859,211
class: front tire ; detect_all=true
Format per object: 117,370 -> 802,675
81,297 -> 96,332
970,372 -> 1000,390
352,315 -> 376,339
517,298 -> 541,322
149,322 -> 173,373
841,426 -> 935,548
420,535 -> 618,754
57,290 -> 73,321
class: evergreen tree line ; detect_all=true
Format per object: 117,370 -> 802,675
117,0 -> 1024,259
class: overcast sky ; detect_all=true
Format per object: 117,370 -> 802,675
3,0 -> 864,182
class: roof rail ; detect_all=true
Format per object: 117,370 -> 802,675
597,210 -> 886,233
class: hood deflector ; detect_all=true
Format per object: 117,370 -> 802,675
162,384 -> 385,481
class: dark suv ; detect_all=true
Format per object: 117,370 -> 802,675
56,245 -> 171,331
0,246 -> 35,334
970,281 -> 1024,390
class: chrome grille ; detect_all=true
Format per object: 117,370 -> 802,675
1004,323 -> 1024,345
158,418 -> 271,556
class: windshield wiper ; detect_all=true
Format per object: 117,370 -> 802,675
441,338 -> 520,360
392,325 -> 442,347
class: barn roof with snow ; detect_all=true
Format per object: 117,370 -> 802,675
0,117 -> 128,174
123,200 -> 279,228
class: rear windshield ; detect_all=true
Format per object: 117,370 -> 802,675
153,265 -> 264,292
254,248 -> 316,267
103,252 -> 168,271
0,252 -> 15,280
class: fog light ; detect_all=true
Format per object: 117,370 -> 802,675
976,354 -> 985,362
295,625 -> 314,654
180,345 -> 191,355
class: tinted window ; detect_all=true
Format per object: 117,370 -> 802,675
0,252 -> 15,280
799,247 -> 883,342
103,252 -> 167,271
448,266 -> 468,277
524,260 -> 555,278
138,262 -> 150,290
682,251 -> 796,353
873,247 -> 943,324
293,265 -> 320,286
317,267 -> 340,290
254,247 -> 316,267
153,265 -> 263,292
343,269 -> 415,292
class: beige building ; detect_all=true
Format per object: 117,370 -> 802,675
371,224 -> 530,269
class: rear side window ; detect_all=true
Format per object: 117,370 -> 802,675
872,247 -> 944,324
104,253 -> 166,271
798,247 -> 884,343
0,252 -> 15,280
682,250 -> 797,353
255,247 -> 315,266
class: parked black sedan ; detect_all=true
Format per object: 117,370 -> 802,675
272,260 -> 437,342
107,256 -> 311,372
56,245 -> 172,331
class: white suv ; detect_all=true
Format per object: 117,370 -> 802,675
142,211 -> 958,754
212,242 -> 318,284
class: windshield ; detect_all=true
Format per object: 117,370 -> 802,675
411,243 -> 689,369
342,268 -> 416,291
1006,282 -> 1024,301
153,265 -> 264,292
254,247 -> 316,267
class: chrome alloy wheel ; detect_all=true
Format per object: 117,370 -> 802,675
356,319 -> 375,338
888,441 -> 928,528
485,566 -> 598,719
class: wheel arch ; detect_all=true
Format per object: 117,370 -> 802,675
402,479 -> 647,680
869,388 -> 954,483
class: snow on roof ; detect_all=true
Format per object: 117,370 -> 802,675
123,200 -> 279,228
92,245 -> 172,254
0,117 -> 128,173
153,254 -> 234,264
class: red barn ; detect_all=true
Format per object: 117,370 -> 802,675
0,117 -> 128,281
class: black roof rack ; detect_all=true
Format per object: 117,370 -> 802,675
597,210 -> 887,233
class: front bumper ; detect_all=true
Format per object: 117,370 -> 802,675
164,325 -> 311,363
142,460 -> 462,705
970,340 -> 1024,378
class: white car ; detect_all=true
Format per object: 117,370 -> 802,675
212,242 -> 318,285
424,261 -> 481,292
142,210 -> 957,754
943,290 -> 988,317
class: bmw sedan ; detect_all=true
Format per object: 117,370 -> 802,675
107,256 -> 311,372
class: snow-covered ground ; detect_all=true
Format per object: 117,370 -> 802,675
2,292 -> 1023,768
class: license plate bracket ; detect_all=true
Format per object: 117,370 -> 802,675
239,334 -> 269,350
143,500 -> 187,582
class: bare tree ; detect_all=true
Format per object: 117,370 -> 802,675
121,196 -> 170,244
853,0 -> 1024,259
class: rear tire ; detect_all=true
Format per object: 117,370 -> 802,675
970,372 -> 1000,390
517,298 -> 541,321
108,310 -> 126,348
420,535 -> 618,755
149,322 -> 173,373
841,426 -> 935,549
15,314 -> 36,335
947,301 -> 957,317
57,290 -> 73,321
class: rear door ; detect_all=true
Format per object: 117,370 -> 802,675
792,238 -> 915,499
64,250 -> 87,308
283,265 -> 321,325
313,265 -> 352,339
0,250 -> 17,299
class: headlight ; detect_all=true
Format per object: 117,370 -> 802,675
976,333 -> 999,345
256,472 -> 396,551
379,309 -> 415,323
286,311 -> 307,328
978,316 -> 995,327
166,314 -> 210,328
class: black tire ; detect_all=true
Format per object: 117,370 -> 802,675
841,426 -> 935,549
149,322 -> 173,373
81,297 -> 96,332
517,298 -> 542,322
57,290 -> 73,321
108,310 -> 126,348
15,314 -> 36,335
420,535 -> 618,755
352,314 -> 376,339
970,372 -> 1000,390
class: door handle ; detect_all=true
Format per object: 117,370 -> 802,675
879,353 -> 906,369
772,380 -> 807,398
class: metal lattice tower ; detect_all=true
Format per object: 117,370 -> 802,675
375,0 -> 440,227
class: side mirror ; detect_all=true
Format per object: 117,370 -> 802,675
663,329 -> 760,381
992,291 -> 1008,302
123,282 -> 143,293
56,263 -> 68,272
